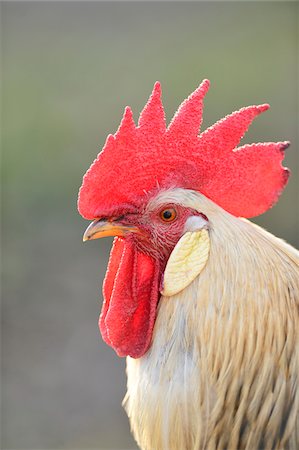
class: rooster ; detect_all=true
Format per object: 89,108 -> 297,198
78,80 -> 299,450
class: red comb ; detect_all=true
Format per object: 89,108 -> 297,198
78,80 -> 289,219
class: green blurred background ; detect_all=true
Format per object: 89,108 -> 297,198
2,2 -> 298,449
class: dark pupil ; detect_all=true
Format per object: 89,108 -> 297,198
163,210 -> 172,219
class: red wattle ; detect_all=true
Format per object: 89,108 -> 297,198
99,237 -> 160,358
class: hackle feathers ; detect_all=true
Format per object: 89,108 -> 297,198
124,189 -> 299,450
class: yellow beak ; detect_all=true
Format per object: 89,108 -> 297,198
83,218 -> 140,242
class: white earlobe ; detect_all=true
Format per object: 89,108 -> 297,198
183,214 -> 209,233
161,224 -> 210,297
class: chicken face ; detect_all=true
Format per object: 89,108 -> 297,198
83,197 -> 207,263
82,190 -> 210,359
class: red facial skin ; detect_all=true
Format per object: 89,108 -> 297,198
98,202 -> 205,358
114,203 -> 202,267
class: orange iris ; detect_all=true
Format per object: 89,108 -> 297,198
159,208 -> 177,223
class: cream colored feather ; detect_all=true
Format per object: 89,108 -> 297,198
162,229 -> 210,297
124,188 -> 299,450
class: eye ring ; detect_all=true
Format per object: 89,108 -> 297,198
159,208 -> 177,223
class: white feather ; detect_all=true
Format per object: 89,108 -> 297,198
124,188 -> 299,450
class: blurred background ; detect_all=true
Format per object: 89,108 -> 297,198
2,2 -> 298,449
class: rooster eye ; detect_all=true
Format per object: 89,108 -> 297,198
159,208 -> 177,223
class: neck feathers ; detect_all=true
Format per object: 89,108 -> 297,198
125,189 -> 299,450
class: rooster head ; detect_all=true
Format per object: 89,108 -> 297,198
78,80 -> 289,358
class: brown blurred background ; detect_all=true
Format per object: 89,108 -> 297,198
1,2 -> 298,449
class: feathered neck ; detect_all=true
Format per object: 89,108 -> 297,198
125,189 -> 299,450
